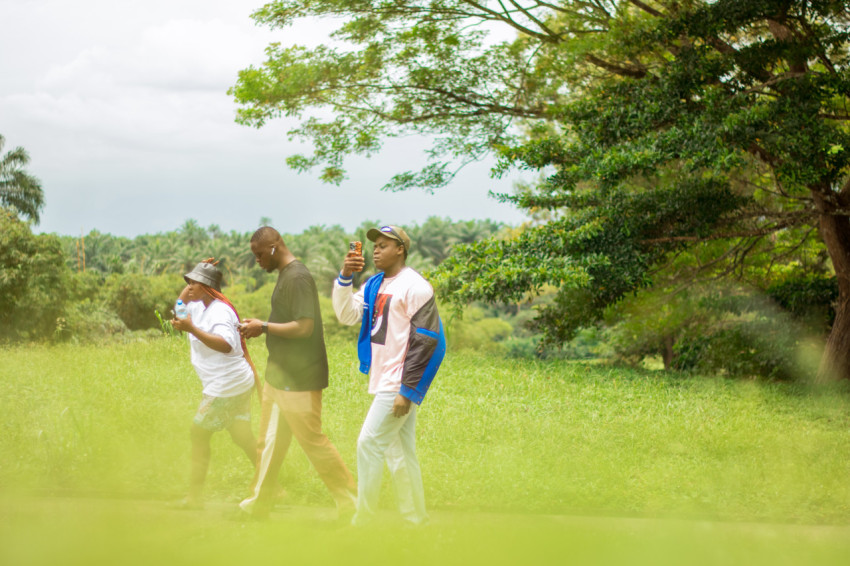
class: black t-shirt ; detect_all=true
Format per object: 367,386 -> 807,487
265,260 -> 329,391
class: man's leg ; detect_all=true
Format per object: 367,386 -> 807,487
354,392 -> 411,525
280,390 -> 356,515
387,405 -> 428,525
240,384 -> 293,517
384,439 -> 413,518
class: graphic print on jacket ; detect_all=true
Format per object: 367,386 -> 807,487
370,293 -> 391,345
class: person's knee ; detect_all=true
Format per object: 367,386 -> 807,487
357,432 -> 384,458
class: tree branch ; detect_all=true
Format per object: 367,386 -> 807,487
742,71 -> 808,95
585,54 -> 647,78
505,0 -> 561,38
628,0 -> 664,17
459,0 -> 560,41
641,218 -> 808,245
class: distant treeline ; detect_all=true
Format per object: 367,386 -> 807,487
6,211 -> 837,377
59,217 -> 507,295
1,214 -> 519,347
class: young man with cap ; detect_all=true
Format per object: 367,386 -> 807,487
171,259 -> 259,510
238,226 -> 357,520
333,225 -> 446,527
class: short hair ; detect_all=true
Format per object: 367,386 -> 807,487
251,226 -> 281,245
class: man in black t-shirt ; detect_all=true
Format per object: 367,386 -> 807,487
237,226 -> 356,520
265,260 -> 329,391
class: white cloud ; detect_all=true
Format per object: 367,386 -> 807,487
0,0 -> 530,237
41,18 -> 273,94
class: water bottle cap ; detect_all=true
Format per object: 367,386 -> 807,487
176,299 -> 184,305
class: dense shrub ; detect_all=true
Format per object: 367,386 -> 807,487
0,211 -> 68,341
672,316 -> 807,380
767,275 -> 837,330
56,301 -> 128,342
444,306 -> 513,352
104,273 -> 184,330
225,282 -> 274,320
319,294 -> 359,341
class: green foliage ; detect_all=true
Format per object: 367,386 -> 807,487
599,279 -> 825,380
59,217 -> 504,286
767,274 -> 838,329
319,294 -> 359,341
602,285 -> 703,367
444,305 -> 513,352
0,210 -> 68,341
231,0 -> 540,190
224,282 -> 275,320
103,273 -> 185,331
58,301 -> 129,343
9,218 -> 502,349
0,134 -> 44,223
437,177 -> 748,345
672,319 -> 804,380
154,309 -> 179,339
231,0 -> 850,377
443,1 -> 850,363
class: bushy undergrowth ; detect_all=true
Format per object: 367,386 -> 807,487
1,339 -> 848,524
5,212 -> 838,381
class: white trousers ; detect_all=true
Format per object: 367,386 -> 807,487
353,392 -> 428,525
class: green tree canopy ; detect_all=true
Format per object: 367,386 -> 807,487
0,210 -> 67,340
233,1 -> 850,379
0,135 -> 44,224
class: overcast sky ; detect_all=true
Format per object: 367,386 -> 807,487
0,0 -> 529,238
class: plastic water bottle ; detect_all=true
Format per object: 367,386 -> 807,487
175,299 -> 188,320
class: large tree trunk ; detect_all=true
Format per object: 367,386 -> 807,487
662,335 -> 674,371
813,191 -> 850,381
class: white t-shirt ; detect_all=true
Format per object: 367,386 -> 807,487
333,267 -> 435,395
186,299 -> 254,397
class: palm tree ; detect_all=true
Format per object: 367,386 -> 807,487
408,217 -> 454,265
0,135 -> 44,223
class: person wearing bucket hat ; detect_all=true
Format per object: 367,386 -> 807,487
236,226 -> 357,521
170,258 -> 261,510
332,224 -> 446,527
184,261 -> 223,290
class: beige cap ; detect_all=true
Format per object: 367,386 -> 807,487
366,225 -> 411,252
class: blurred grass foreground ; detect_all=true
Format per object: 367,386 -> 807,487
1,338 -> 849,565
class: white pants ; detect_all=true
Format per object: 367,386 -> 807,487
353,392 -> 428,525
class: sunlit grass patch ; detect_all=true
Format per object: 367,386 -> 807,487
0,339 -> 849,525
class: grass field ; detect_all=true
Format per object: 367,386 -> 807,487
1,338 -> 849,564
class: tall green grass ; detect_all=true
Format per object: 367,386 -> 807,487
1,338 -> 848,523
